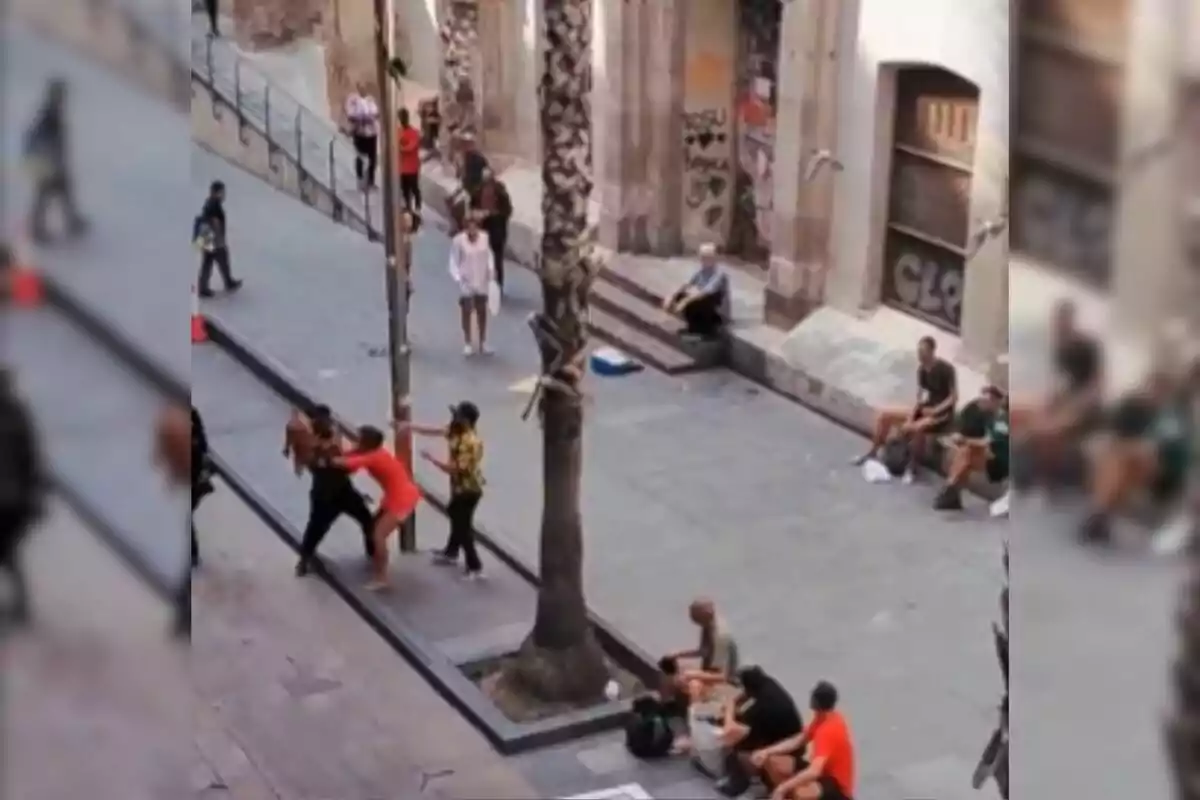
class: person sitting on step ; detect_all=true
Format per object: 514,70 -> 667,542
663,243 -> 730,340
933,385 -> 1007,511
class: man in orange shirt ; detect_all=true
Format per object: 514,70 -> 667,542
751,681 -> 856,800
397,108 -> 422,214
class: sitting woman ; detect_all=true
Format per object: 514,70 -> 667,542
933,386 -> 1006,511
1079,369 -> 1190,543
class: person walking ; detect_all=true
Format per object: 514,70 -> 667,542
449,214 -> 495,356
345,84 -> 380,191
397,108 -> 422,213
400,402 -> 486,579
24,78 -> 88,245
194,180 -> 242,297
471,169 -> 512,292
332,425 -> 421,591
285,406 -> 377,576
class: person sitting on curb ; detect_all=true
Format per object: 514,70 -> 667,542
658,598 -> 740,752
853,336 -> 958,483
753,680 -> 857,800
933,385 -> 1007,511
712,666 -> 805,797
663,243 -> 730,340
1079,367 -> 1191,546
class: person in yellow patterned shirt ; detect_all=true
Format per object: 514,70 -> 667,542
402,401 -> 486,579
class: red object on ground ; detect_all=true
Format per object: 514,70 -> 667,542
9,265 -> 43,308
190,286 -> 208,343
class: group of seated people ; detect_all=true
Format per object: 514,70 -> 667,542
852,335 -> 1009,513
643,599 -> 856,800
852,301 -> 1196,548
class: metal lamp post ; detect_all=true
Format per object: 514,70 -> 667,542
373,0 -> 416,552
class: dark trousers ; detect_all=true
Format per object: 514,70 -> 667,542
198,247 -> 235,292
442,491 -> 482,572
353,135 -> 378,187
204,0 -> 218,34
485,224 -> 507,288
299,489 -> 376,563
400,173 -> 422,212
30,172 -> 84,240
0,541 -> 29,623
676,291 -> 723,337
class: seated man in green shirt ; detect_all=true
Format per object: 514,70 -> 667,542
934,386 -> 1006,511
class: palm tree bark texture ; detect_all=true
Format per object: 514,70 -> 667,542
501,0 -> 609,705
1166,492 -> 1200,800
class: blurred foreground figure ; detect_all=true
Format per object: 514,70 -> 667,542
972,544 -> 1009,797
154,403 -> 208,636
0,368 -> 47,628
1166,486 -> 1199,800
23,78 -> 87,244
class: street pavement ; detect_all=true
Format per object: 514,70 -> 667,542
4,19 -> 1183,797
4,501 -> 189,800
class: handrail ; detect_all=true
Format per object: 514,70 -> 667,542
189,22 -> 382,240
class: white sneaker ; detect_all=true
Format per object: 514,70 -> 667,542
478,344 -> 492,356
1151,512 -> 1193,556
462,344 -> 474,357
463,571 -> 485,581
902,470 -> 915,485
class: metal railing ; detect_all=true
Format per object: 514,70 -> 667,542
190,22 -> 383,240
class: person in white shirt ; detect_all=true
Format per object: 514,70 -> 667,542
345,84 -> 380,189
449,214 -> 496,356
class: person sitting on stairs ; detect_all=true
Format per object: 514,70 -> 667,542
664,243 -> 729,340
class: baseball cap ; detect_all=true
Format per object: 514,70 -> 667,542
450,400 -> 480,425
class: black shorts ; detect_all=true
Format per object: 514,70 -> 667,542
818,775 -> 852,800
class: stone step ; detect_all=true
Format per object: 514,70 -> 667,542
587,306 -> 697,375
590,280 -> 725,371
598,259 -> 667,308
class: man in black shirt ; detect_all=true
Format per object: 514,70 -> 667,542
714,666 -> 804,797
1011,301 -> 1103,484
933,386 -> 1005,511
24,78 -> 88,244
854,336 -> 958,480
195,181 -> 242,298
294,406 -> 377,576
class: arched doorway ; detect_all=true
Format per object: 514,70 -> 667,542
1011,0 -> 1129,286
881,66 -> 979,333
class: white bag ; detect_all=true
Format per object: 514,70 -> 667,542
688,705 -> 725,778
989,490 -> 1011,518
861,458 -> 892,484
487,280 -> 502,316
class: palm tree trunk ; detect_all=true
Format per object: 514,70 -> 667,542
504,0 -> 608,705
1167,504 -> 1200,800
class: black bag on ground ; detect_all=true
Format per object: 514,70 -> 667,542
624,696 -> 674,759
881,435 -> 912,477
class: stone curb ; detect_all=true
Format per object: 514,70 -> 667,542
33,277 -> 191,602
202,311 -> 663,753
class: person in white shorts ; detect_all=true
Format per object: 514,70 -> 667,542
448,214 -> 496,356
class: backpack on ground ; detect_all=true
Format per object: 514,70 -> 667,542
881,434 -> 912,477
624,696 -> 673,760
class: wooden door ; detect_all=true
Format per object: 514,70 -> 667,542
881,67 -> 979,332
1011,0 -> 1129,286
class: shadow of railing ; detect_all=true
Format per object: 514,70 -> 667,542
189,26 -> 384,242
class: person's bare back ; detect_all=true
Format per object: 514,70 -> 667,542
283,411 -> 315,476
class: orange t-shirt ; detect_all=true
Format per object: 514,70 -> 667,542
398,127 -> 421,175
342,447 -> 419,514
808,711 -> 855,797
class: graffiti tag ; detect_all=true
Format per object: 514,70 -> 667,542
1011,166 -> 1112,282
682,108 -> 731,229
888,250 -> 964,330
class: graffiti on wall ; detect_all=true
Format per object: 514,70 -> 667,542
682,108 -> 732,231
1011,162 -> 1112,284
730,0 -> 781,263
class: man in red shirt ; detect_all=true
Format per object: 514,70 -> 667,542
751,681 -> 857,799
397,108 -> 422,214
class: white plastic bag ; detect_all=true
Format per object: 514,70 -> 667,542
487,280 -> 502,316
989,490 -> 1010,518
688,705 -> 725,779
861,458 -> 892,484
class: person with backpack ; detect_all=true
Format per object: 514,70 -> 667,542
194,180 -> 242,298
0,368 -> 47,627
